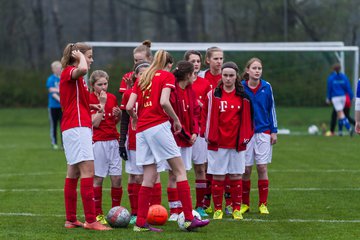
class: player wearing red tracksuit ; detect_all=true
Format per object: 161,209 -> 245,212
200,61 -> 254,220
166,60 -> 200,221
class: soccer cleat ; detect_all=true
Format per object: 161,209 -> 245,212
213,210 -> 223,220
52,144 -> 59,150
130,215 -> 137,225
195,207 -> 208,218
240,204 -> 250,214
204,206 -> 213,214
64,220 -> 84,229
96,214 -> 108,225
232,209 -> 243,220
259,203 -> 269,214
133,223 -> 163,232
184,216 -> 210,231
225,205 -> 233,215
84,221 -> 112,231
168,213 -> 179,221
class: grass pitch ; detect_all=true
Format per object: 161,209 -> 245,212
0,108 -> 359,240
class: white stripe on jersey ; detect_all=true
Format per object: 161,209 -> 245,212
355,97 -> 360,111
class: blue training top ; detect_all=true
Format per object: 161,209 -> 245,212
242,79 -> 278,134
326,71 -> 353,100
46,74 -> 61,108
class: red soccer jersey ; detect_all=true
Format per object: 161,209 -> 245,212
90,92 -> 120,142
119,71 -> 134,93
192,76 -> 211,106
120,89 -> 137,150
205,71 -> 222,89
60,66 -> 92,132
218,89 -> 242,149
132,70 -> 175,133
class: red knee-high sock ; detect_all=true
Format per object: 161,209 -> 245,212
258,179 -> 269,206
195,179 -> 207,208
167,187 -> 182,214
203,174 -> 213,208
111,187 -> 123,207
80,177 -> 96,223
135,186 -> 152,227
177,180 -> 194,221
224,175 -> 232,207
64,178 -> 78,222
150,182 -> 162,205
93,186 -> 103,215
230,180 -> 242,211
212,180 -> 224,211
242,180 -> 251,206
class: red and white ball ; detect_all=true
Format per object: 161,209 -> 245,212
106,206 -> 131,228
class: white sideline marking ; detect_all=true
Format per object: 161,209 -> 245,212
1,212 -> 359,223
1,187 -> 360,193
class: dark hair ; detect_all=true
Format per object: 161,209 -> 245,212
332,63 -> 341,73
61,42 -> 92,68
241,57 -> 262,80
184,50 -> 202,62
130,60 -> 150,85
215,61 -> 245,97
172,60 -> 194,82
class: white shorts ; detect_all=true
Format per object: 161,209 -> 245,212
136,121 -> 181,166
245,133 -> 272,166
62,127 -> 94,165
192,136 -> 207,165
207,148 -> 245,175
93,140 -> 122,177
164,147 -> 192,171
331,96 -> 346,111
125,149 -> 144,175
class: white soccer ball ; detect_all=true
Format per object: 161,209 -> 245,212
177,210 -> 201,231
308,125 -> 319,135
106,206 -> 131,228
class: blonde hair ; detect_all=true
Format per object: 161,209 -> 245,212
139,50 -> 173,91
89,70 -> 109,92
60,42 -> 92,69
51,61 -> 61,69
205,46 -> 223,65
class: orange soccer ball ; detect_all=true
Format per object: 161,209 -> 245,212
147,204 -> 168,225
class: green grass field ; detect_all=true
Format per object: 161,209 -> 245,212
0,108 -> 359,240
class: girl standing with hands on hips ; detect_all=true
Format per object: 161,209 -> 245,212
126,50 -> 210,232
60,42 -> 111,231
240,57 -> 278,215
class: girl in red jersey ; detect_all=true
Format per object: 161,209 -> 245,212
200,61 -> 254,221
165,60 -> 199,221
198,46 -> 224,89
184,50 -> 211,218
126,50 -> 210,232
119,61 -> 152,225
89,70 -> 122,225
60,42 -> 111,231
119,40 -> 153,94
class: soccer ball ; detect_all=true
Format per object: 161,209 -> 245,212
177,210 -> 201,231
147,204 -> 168,225
106,206 -> 131,228
308,125 -> 319,135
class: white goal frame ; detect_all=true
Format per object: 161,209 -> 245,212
86,41 -> 359,92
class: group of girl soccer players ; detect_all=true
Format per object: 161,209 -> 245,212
59,40 -> 277,232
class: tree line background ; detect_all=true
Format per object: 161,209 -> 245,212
0,0 -> 359,107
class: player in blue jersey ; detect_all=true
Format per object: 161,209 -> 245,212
240,57 -> 277,215
46,61 -> 62,150
355,79 -> 360,134
326,63 -> 354,136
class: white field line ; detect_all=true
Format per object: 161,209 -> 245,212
0,212 -> 359,223
1,187 -> 360,193
1,169 -> 359,178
